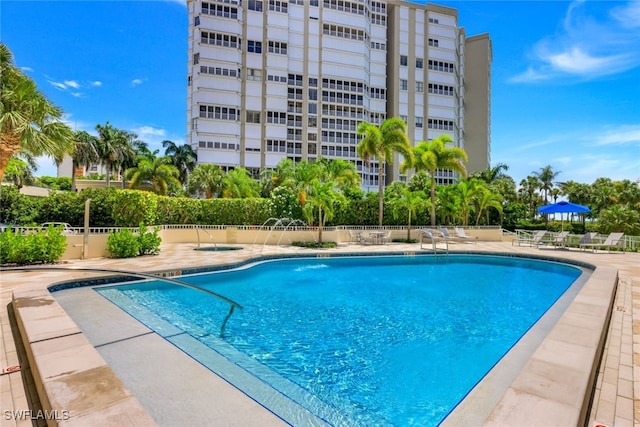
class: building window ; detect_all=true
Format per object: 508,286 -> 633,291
309,103 -> 317,114
428,38 -> 439,47
400,115 -> 408,124
193,53 -> 199,64
428,17 -> 439,24
428,83 -> 454,96
202,2 -> 238,19
309,77 -> 318,87
400,79 -> 408,90
201,31 -> 240,48
416,81 -> 423,92
194,16 -> 200,26
268,41 -> 287,55
400,55 -> 408,66
246,111 -> 261,124
248,40 -> 262,53
416,117 -> 423,128
268,0 -> 288,13
247,68 -> 262,81
416,58 -> 423,69
248,0 -> 263,11
267,111 -> 286,124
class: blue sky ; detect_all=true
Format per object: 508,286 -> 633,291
2,0 -> 639,186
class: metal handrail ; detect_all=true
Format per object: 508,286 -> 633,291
1,266 -> 243,337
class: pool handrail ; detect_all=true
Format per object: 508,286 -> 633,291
1,265 -> 243,336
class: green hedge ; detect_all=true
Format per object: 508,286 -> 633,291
1,187 -> 428,227
0,226 -> 66,265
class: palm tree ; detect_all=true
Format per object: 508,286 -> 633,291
293,160 -> 322,206
95,122 -> 131,187
409,134 -> 468,226
532,165 -> 560,205
474,187 -> 503,226
124,156 -> 181,195
223,167 -> 259,198
163,140 -> 197,186
0,43 -> 74,181
518,175 -> 541,220
187,164 -> 225,198
319,158 -> 360,191
71,130 -> 99,191
390,187 -> 429,240
357,117 -> 414,226
454,179 -> 479,226
260,157 -> 296,197
303,179 -> 345,244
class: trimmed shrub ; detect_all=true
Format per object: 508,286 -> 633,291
111,190 -> 158,227
106,229 -> 140,258
138,225 -> 161,255
0,226 -> 66,265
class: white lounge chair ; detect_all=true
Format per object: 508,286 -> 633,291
453,227 -> 477,244
512,230 -> 547,247
580,232 -> 625,253
541,231 -> 570,248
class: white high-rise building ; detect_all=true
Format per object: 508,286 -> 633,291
186,0 -> 491,191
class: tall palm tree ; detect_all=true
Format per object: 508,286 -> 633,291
357,117 -> 414,226
518,175 -> 541,220
409,134 -> 468,226
124,156 -> 180,195
95,122 -> 131,187
532,165 -> 560,205
0,43 -> 74,181
187,164 -> 225,198
71,130 -> 99,191
163,140 -> 197,186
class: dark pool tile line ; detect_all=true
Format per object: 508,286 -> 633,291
48,275 -> 143,292
46,250 -> 595,294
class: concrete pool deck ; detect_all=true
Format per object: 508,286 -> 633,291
1,241 -> 638,426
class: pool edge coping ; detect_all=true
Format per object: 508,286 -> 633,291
10,249 -> 615,426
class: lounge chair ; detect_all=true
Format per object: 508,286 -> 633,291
438,228 -> 463,243
580,232 -> 625,253
512,230 -> 547,247
453,227 -> 477,244
564,232 -> 596,249
541,231 -> 570,248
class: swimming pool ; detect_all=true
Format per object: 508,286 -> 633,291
95,254 -> 583,425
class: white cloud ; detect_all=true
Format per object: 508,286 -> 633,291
131,78 -> 144,86
592,125 -> 640,146
49,80 -> 67,90
512,1 -> 640,83
611,1 -> 640,29
91,81 -> 102,87
71,92 -> 83,98
64,80 -> 80,89
20,66 -> 34,72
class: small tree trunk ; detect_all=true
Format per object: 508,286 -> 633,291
0,133 -> 22,182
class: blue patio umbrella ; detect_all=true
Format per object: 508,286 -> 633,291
537,201 -> 591,231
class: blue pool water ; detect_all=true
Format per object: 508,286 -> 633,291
96,255 -> 582,425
